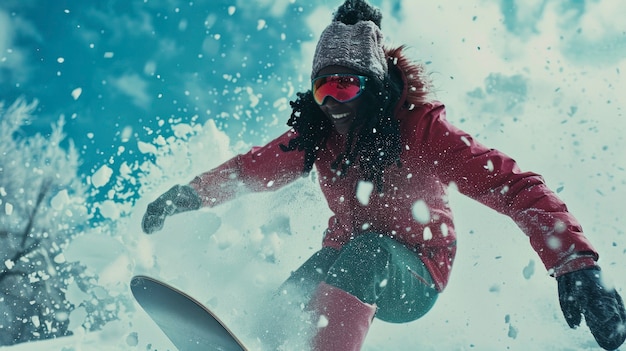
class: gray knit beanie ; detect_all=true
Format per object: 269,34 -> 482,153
311,20 -> 388,81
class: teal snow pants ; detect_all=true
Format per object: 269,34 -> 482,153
282,233 -> 439,323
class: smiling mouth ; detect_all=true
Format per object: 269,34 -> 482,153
331,112 -> 350,120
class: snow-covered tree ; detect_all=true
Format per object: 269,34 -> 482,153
0,99 -> 121,346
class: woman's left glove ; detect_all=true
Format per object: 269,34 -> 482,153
141,185 -> 202,234
557,267 -> 626,350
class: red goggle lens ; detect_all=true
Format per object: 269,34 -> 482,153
312,74 -> 367,105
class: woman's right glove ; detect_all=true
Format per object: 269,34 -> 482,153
557,267 -> 626,350
141,185 -> 202,234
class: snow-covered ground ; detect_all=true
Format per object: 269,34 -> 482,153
7,107 -> 624,350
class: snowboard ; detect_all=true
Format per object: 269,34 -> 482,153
131,275 -> 247,351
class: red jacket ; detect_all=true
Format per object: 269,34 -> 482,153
190,48 -> 598,291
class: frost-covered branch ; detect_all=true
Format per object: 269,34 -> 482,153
0,238 -> 42,285
0,98 -> 119,346
19,179 -> 51,249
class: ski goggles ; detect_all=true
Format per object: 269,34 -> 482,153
312,74 -> 368,105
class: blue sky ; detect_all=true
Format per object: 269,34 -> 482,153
1,1 -> 319,176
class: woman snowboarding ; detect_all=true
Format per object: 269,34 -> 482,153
141,0 -> 626,350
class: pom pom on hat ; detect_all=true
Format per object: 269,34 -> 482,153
311,19 -> 387,81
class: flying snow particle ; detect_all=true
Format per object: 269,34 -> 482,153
178,19 -> 188,31
484,159 -> 494,172
4,259 -> 14,270
119,162 -> 132,177
5,202 -> 13,215
104,52 -> 114,58
500,185 -> 510,195
460,136 -> 471,146
423,227 -> 433,241
227,6 -> 236,15
553,220 -> 567,233
154,135 -> 166,146
317,315 -> 329,328
144,61 -> 157,76
440,222 -> 449,237
411,200 -> 430,224
51,189 -> 70,210
171,123 -> 195,138
137,141 -> 157,154
126,332 -> 139,347
257,19 -> 266,31
547,236 -> 562,250
31,316 -> 40,328
246,87 -> 260,108
121,126 -> 132,142
508,324 -> 518,339
356,181 -> 374,205
71,87 -> 82,100
522,259 -> 535,280
273,97 -> 289,111
91,165 -> 113,188
57,57 -> 65,63
55,311 -> 69,322
53,253 -> 66,264
98,200 -> 121,220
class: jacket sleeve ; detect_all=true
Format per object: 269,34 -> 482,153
188,129 -> 305,208
415,104 -> 598,276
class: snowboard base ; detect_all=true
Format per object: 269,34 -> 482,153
130,275 -> 247,351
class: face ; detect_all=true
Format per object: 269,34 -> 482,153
314,66 -> 370,135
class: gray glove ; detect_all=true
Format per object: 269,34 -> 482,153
141,185 -> 202,234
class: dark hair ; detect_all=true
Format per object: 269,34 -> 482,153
280,0 -> 402,191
